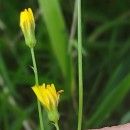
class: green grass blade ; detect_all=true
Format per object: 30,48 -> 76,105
38,0 -> 74,95
0,53 -> 18,97
86,71 -> 130,128
88,19 -> 130,42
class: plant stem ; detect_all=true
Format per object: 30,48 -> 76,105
55,122 -> 60,130
31,48 -> 44,130
77,0 -> 83,129
31,48 -> 39,86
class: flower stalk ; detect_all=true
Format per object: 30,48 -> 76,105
30,48 -> 39,85
20,8 -> 44,130
54,122 -> 60,130
31,48 -> 44,130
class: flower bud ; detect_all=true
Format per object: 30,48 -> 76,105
20,8 -> 36,48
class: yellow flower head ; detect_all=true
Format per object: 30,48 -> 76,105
20,8 -> 36,48
32,84 -> 64,111
32,84 -> 63,123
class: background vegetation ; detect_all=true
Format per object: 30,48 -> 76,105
1,0 -> 130,130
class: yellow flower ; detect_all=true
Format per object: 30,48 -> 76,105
32,84 -> 64,123
20,8 -> 36,48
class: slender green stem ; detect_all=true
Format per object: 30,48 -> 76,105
31,48 -> 44,130
37,100 -> 44,130
54,122 -> 60,130
31,48 -> 39,85
77,0 -> 83,129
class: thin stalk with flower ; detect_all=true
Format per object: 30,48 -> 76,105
19,8 -> 44,130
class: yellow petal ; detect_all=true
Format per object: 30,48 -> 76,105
32,86 -> 43,102
46,84 -> 57,101
45,88 -> 57,109
57,90 -> 64,103
41,90 -> 50,110
32,86 -> 50,110
28,8 -> 34,23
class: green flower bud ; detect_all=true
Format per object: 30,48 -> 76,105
20,8 -> 36,48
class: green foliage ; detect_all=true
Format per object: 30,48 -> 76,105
1,0 -> 130,130
86,64 -> 130,128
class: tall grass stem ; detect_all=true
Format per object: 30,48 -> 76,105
77,0 -> 83,129
31,48 -> 44,130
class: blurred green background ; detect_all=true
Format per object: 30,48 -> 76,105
1,0 -> 130,130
